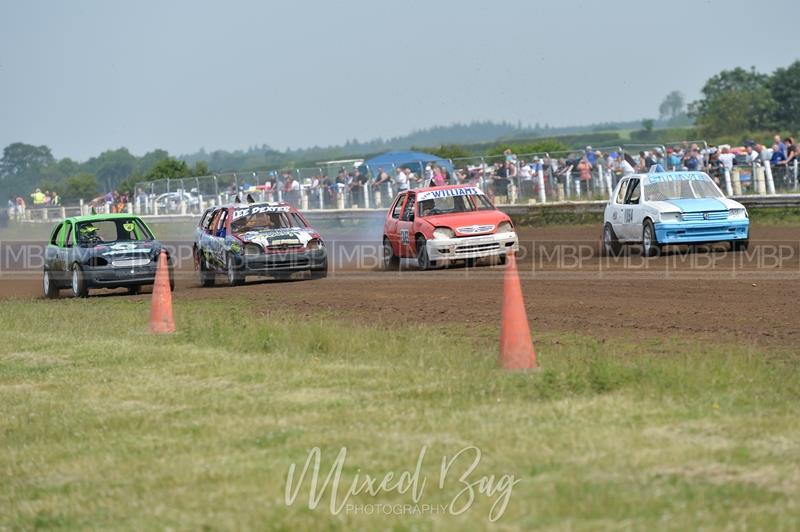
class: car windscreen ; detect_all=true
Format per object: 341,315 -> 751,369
231,212 -> 293,233
76,219 -> 153,246
417,193 -> 494,217
644,177 -> 723,201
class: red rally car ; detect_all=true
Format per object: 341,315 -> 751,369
382,185 -> 519,270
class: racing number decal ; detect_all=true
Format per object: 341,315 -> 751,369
624,209 -> 633,224
400,229 -> 409,245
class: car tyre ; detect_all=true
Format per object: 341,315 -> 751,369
310,258 -> 328,280
731,239 -> 749,252
603,224 -> 623,257
42,268 -> 60,299
416,236 -> 435,271
127,285 -> 141,295
642,219 -> 661,257
70,263 -> 89,298
382,237 -> 400,271
226,254 -> 244,286
198,254 -> 215,287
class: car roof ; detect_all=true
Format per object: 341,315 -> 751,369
62,213 -> 144,224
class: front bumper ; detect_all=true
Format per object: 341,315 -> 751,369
239,249 -> 327,274
83,262 -> 160,288
654,219 -> 749,244
426,231 -> 519,260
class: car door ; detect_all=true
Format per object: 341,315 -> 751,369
620,177 -> 642,241
397,192 -> 416,257
384,192 -> 406,252
45,222 -> 63,277
607,178 -> 628,239
61,221 -> 77,278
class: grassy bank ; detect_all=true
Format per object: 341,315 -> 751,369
1,298 -> 799,530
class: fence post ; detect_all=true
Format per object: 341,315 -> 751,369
794,159 -> 799,190
301,188 -> 309,210
127,203 -> 133,214
723,168 -> 733,196
60,206 -> 66,220
537,164 -> 546,203
336,190 -> 345,210
364,181 -> 371,209
754,163 -> 766,195
732,168 -> 742,196
764,161 -> 776,195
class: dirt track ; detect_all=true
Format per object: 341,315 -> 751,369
2,225 -> 799,348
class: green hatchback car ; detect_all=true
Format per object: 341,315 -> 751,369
43,213 -> 173,298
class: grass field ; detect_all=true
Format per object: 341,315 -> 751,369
1,298 -> 799,530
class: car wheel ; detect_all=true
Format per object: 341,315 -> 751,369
603,224 -> 622,257
198,254 -> 215,287
310,258 -> 328,280
70,264 -> 89,298
127,285 -> 141,295
731,239 -> 749,252
383,237 -> 400,271
642,219 -> 661,257
416,236 -> 435,271
42,268 -> 60,299
226,254 -> 244,286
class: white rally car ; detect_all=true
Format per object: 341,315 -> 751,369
602,170 -> 750,256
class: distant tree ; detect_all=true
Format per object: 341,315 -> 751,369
415,144 -> 473,160
144,158 -> 191,181
62,173 -> 100,202
193,160 -> 210,176
137,149 -> 170,176
689,67 -> 776,135
84,148 -> 138,191
769,60 -> 800,131
487,140 -> 570,157
0,143 -> 54,177
641,118 -> 655,133
658,91 -> 685,119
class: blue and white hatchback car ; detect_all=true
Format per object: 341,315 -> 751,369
603,171 -> 750,256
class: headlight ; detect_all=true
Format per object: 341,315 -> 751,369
432,227 -> 455,240
306,238 -> 324,250
660,212 -> 682,222
244,243 -> 262,256
497,221 -> 514,233
729,208 -> 747,219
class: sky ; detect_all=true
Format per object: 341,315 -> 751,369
0,0 -> 797,161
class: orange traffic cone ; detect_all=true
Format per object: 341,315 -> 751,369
499,251 -> 538,370
149,251 -> 175,334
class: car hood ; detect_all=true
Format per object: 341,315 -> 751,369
236,227 -> 318,247
656,197 -> 734,213
422,211 -> 510,236
77,241 -> 163,261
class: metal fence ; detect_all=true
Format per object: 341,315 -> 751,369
116,142 -> 800,215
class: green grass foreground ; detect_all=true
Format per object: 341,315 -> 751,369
1,299 -> 799,530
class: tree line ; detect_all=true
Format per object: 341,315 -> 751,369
0,145 -> 209,203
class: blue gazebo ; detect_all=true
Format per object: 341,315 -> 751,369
360,150 -> 454,178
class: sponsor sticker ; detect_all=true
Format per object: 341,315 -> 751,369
233,205 -> 291,219
417,187 -> 484,202
647,172 -> 709,183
